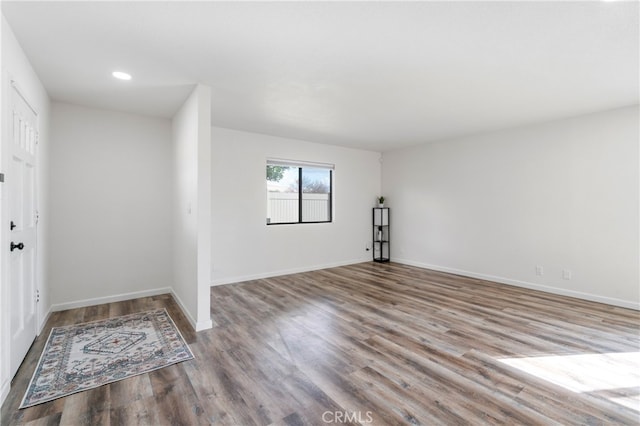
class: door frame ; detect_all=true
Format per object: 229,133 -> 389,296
1,68 -> 11,403
0,72 -> 41,385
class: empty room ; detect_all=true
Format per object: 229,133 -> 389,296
1,1 -> 638,425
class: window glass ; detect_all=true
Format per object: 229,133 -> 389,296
266,162 -> 333,225
302,167 -> 331,222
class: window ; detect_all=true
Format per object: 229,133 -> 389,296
266,159 -> 333,225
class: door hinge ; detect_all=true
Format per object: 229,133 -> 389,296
35,210 -> 40,225
36,289 -> 40,303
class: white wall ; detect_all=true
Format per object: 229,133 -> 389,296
211,127 -> 381,285
172,85 -> 212,331
49,102 -> 173,309
383,106 -> 639,309
0,14 -> 51,405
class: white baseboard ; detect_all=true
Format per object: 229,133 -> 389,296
168,289 -> 195,330
49,287 -> 212,333
167,288 -> 212,332
195,318 -> 213,331
394,258 -> 640,311
38,305 -> 52,335
50,287 -> 173,312
211,257 -> 370,286
0,378 -> 9,409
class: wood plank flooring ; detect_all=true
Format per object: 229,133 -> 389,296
2,262 -> 639,425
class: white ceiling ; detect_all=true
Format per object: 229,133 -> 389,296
2,1 -> 638,151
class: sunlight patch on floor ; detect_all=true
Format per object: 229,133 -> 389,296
499,352 -> 640,412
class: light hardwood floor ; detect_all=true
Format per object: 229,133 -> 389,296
2,262 -> 639,425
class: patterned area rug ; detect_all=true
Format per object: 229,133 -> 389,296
20,308 -> 194,408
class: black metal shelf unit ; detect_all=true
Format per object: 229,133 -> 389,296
373,207 -> 390,262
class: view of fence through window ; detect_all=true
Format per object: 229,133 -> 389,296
266,163 -> 332,224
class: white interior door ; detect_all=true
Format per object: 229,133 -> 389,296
8,85 -> 38,380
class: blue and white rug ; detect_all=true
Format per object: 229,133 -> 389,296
20,308 -> 194,408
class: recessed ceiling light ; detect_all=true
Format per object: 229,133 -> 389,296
112,71 -> 132,81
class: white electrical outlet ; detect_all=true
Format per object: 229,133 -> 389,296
535,265 -> 544,276
562,269 -> 572,280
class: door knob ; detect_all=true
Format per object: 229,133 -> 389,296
10,242 -> 24,251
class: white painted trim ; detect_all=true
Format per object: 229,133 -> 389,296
195,318 -> 213,331
168,288 -> 195,329
394,258 -> 640,311
0,378 -> 9,409
37,305 -> 52,335
50,287 -> 173,312
211,258 -> 371,286
168,288 -> 212,331
47,287 -> 211,334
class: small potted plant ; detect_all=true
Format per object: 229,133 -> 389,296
377,196 -> 385,207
